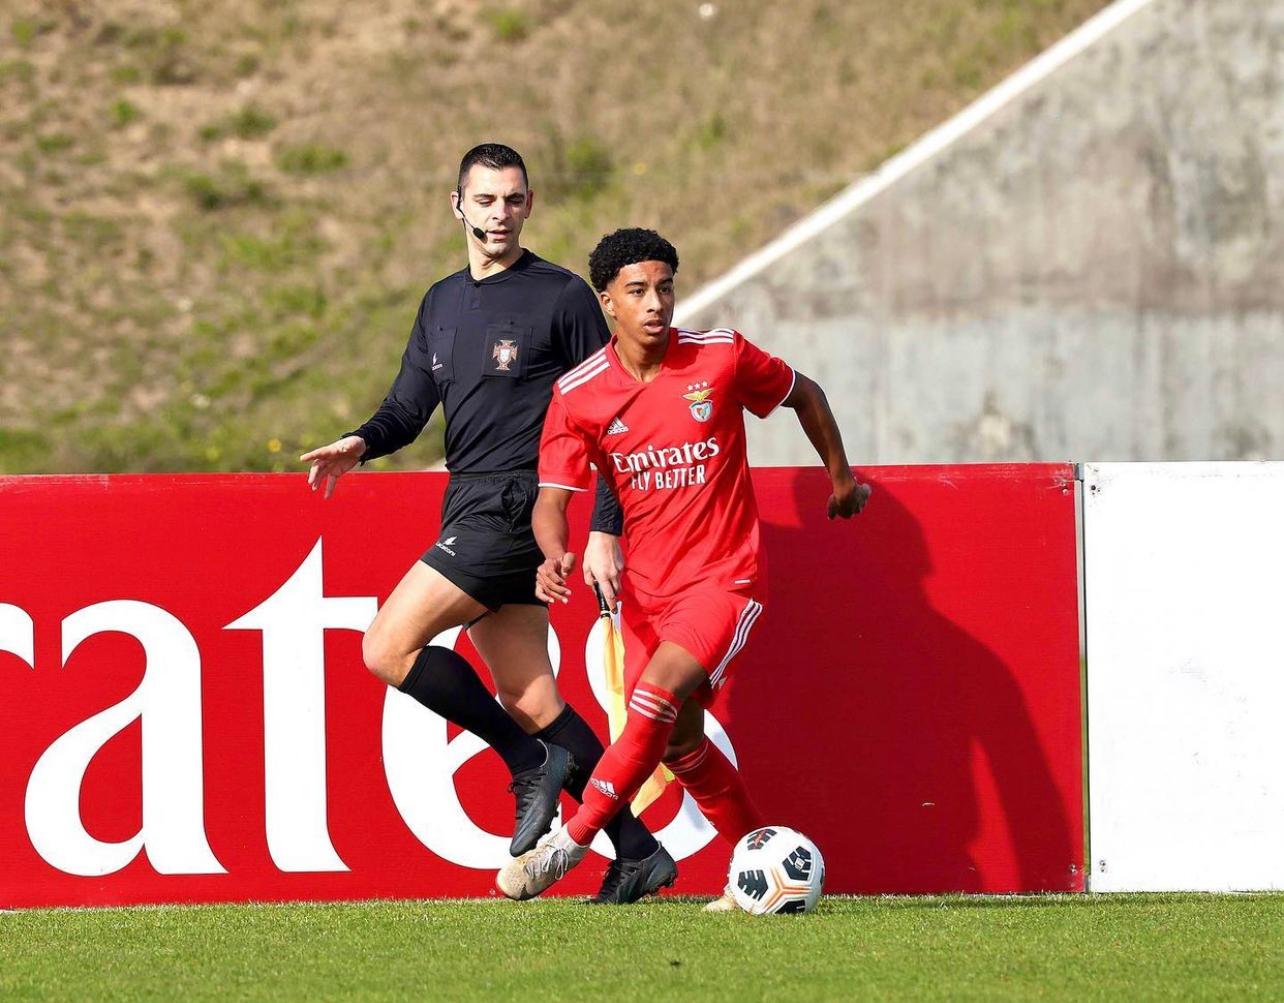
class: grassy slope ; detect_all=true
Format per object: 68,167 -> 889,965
0,0 -> 1108,474
2,895 -> 1282,1001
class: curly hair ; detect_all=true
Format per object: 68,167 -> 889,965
588,228 -> 679,292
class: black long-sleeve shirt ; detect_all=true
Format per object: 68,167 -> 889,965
350,250 -> 622,532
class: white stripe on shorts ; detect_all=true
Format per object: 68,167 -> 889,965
709,599 -> 764,690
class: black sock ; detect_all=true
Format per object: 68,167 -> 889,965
398,645 -> 545,776
535,704 -> 660,861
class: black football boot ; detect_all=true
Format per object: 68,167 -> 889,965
587,844 -> 678,904
508,741 -> 574,856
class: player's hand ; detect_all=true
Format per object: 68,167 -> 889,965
827,471 -> 872,520
300,435 -> 366,499
582,532 -> 625,611
535,552 -> 577,605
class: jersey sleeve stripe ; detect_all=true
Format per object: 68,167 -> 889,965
558,346 -> 608,388
558,358 -> 610,393
677,334 -> 735,345
537,481 -> 588,492
557,360 -> 607,392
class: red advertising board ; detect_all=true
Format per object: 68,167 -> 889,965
0,465 -> 1082,907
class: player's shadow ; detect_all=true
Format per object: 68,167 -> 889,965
724,470 -> 1077,894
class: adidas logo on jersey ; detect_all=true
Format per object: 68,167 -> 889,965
606,417 -> 629,435
590,777 -> 619,800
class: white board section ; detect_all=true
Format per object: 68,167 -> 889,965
1084,462 -> 1284,891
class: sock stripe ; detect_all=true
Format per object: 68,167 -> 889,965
630,691 -> 674,714
630,694 -> 677,717
667,741 -> 710,775
629,690 -> 678,723
628,700 -> 677,724
630,688 -> 676,710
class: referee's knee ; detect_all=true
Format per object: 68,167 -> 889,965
362,629 -> 411,688
496,682 -> 562,732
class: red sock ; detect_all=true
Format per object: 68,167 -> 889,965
565,682 -> 679,846
665,737 -> 764,845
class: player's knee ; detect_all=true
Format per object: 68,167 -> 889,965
362,629 -> 409,687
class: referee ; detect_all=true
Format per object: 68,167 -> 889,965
300,144 -> 675,903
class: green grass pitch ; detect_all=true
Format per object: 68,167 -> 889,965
2,894 -> 1281,1001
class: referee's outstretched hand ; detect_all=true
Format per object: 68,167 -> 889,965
300,435 -> 366,500
535,552 -> 576,605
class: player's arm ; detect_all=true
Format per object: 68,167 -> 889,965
732,330 -> 870,519
782,373 -> 871,519
300,293 -> 440,498
584,481 -> 625,610
551,274 -> 627,604
536,387 -> 595,603
532,488 -> 576,604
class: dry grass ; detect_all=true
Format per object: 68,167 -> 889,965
0,0 -> 1108,473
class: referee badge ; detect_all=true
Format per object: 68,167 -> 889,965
491,338 -> 519,372
682,381 -> 714,422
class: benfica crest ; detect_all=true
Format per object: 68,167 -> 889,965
682,381 -> 714,422
491,338 -> 519,371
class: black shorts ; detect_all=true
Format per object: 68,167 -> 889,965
420,470 -> 545,612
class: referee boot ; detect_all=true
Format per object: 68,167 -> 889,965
587,844 -> 678,905
508,741 -> 574,856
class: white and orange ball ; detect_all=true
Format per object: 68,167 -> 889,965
728,826 -> 825,915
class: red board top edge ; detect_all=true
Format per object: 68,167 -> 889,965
0,463 -> 1078,489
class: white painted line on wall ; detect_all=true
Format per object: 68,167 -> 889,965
675,0 -> 1158,323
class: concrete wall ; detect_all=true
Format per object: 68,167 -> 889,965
678,0 -> 1284,465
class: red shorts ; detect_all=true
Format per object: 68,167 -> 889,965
620,583 -> 765,707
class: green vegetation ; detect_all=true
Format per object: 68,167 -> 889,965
543,132 -> 615,202
277,143 -> 348,175
0,0 -> 1111,475
109,64 -> 142,85
33,132 -> 74,154
0,58 -> 36,83
484,7 -> 532,43
124,24 -> 197,86
199,103 -> 277,142
179,162 -> 271,211
11,18 -> 37,48
110,98 -> 142,128
1,895 -> 1281,1001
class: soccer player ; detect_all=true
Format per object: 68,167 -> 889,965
300,146 -> 674,903
496,227 -> 870,904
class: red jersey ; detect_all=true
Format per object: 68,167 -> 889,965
538,327 -> 795,597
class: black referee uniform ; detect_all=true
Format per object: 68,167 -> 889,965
350,249 -> 620,609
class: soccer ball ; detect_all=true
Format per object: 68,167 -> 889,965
727,826 -> 825,915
